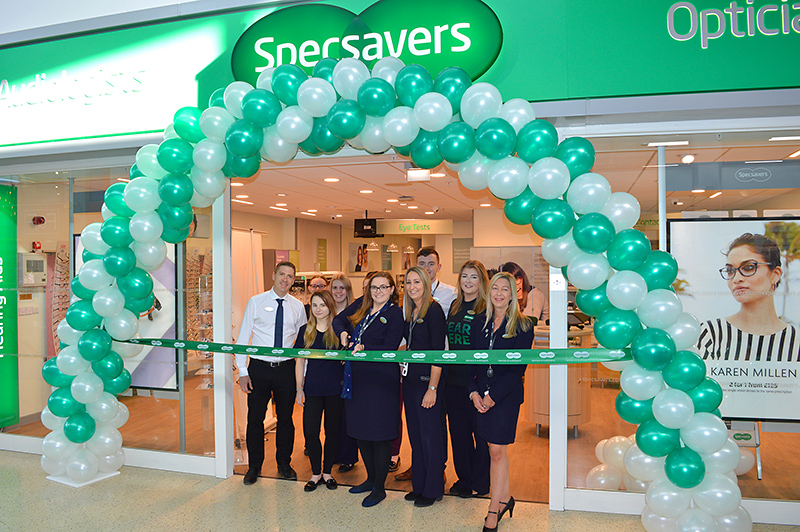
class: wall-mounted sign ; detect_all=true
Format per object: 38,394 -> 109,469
666,160 -> 800,191
0,186 -> 19,428
376,219 -> 453,235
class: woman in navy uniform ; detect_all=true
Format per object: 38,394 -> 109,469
294,290 -> 343,492
343,271 -> 404,507
445,260 -> 491,499
401,266 -> 447,508
469,272 -> 534,532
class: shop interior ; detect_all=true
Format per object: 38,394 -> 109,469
5,127 -> 800,505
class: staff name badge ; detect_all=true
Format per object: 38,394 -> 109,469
265,306 -> 274,312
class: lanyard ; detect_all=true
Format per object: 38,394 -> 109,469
407,308 -> 421,348
354,301 -> 389,346
431,280 -> 439,297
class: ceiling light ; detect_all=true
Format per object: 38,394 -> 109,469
400,203 -> 407,206
277,193 -> 286,197
385,209 -> 392,213
407,168 -> 431,182
276,203 -> 287,206
790,149 -> 800,158
232,199 -> 254,205
676,202 -> 684,206
769,135 -> 800,141
336,214 -> 342,218
307,209 -> 318,212
301,211 -> 316,216
480,203 -> 492,207
117,178 -> 130,183
744,160 -> 783,164
681,154 -> 695,164
270,206 -> 288,211
691,189 -> 705,193
647,141 -> 689,147
408,205 -> 418,209
231,182 -> 245,187
387,198 -> 399,203
403,245 -> 415,254
709,192 -> 722,198
235,195 -> 249,199
360,189 -> 373,194
425,211 -> 434,215
387,243 -> 399,252
324,177 -> 340,182
430,172 -> 445,177
366,241 -> 380,252
642,164 -> 679,168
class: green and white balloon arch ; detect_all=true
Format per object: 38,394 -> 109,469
42,56 -> 751,532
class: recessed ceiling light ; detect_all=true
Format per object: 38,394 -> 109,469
769,136 -> 800,142
709,192 -> 722,198
790,149 -> 800,158
307,209 -> 318,212
400,203 -> 407,206
425,211 -> 434,215
676,201 -> 684,206
387,198 -> 399,203
647,141 -> 689,147
336,214 -> 342,218
301,211 -> 316,216
385,209 -> 392,213
360,189 -> 373,194
642,164 -> 679,168
54,185 -> 59,189
430,173 -> 445,177
232,199 -> 253,205
480,203 -> 492,207
231,182 -> 245,187
117,178 -> 130,183
324,177 -> 340,182
691,189 -> 705,193
744,160 -> 783,164
681,154 -> 695,164
270,206 -> 288,211
235,195 -> 249,199
276,203 -> 287,206
277,193 -> 286,197
408,205 -> 418,209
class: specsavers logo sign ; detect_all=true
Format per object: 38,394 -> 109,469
231,0 -> 503,85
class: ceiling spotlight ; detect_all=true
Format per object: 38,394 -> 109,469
360,189 -> 373,194
324,177 -> 340,182
691,189 -> 705,193
709,192 -> 722,198
480,203 -> 492,207
276,203 -> 287,206
408,205 -> 418,209
681,154 -> 695,164
336,214 -> 342,218
425,211 -> 434,215
231,182 -> 244,187
387,198 -> 399,203
235,195 -> 249,199
307,209 -> 318,212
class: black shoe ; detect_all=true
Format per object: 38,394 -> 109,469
338,463 -> 354,473
349,481 -> 374,494
498,497 -> 515,520
362,490 -> 386,507
304,477 -> 323,492
483,510 -> 499,532
457,487 -> 474,498
243,468 -> 260,485
413,495 -> 442,507
448,480 -> 465,495
278,465 -> 297,480
404,491 -> 421,501
388,457 -> 401,472
325,477 -> 338,490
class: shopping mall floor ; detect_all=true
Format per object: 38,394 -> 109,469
1,451 -> 796,532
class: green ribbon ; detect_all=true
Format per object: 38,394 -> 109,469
126,338 -> 630,365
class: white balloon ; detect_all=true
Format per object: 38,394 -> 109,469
193,139 -> 227,173
190,190 -> 216,208
567,172 -> 612,214
132,239 -> 167,271
275,105 -> 313,143
498,98 -> 535,133
256,67 -> 274,91
113,338 -> 142,359
381,106 -> 419,147
57,345 -> 90,376
129,211 -> 163,244
124,177 -> 161,213
223,81 -> 254,119
41,430 -> 79,461
347,136 -> 364,150
601,192 -> 641,232
413,92 -> 453,132
625,444 -> 667,481
676,508 -> 718,532
714,506 -> 752,532
261,125 -> 298,163
371,56 -> 405,87
101,203 -> 115,221
666,313 -> 702,351
86,392 -> 120,423
78,259 -> 114,291
109,402 -> 130,429
642,505 -> 678,532
585,464 -> 623,490
360,116 -> 391,154
457,152 -> 495,191
487,156 -> 529,199
701,438 -> 741,475
41,406 -> 67,431
680,413 -> 728,454
57,319 -> 82,345
601,360 -> 634,372
41,454 -> 69,476
71,371 -> 105,404
190,167 -> 227,199
460,82 -> 502,128
528,157 -> 571,200
81,223 -> 110,255
638,289 -> 683,329
542,230 -> 580,268
87,424 -> 124,457
623,472 -> 649,493
98,448 -> 126,473
652,388 -> 695,429
602,436 -> 633,471
199,106 -> 236,142
606,270 -> 649,310
135,144 -> 168,181
103,309 -> 139,341
297,77 -> 337,118
646,477 -> 692,518
332,58 -> 369,100
566,252 -> 611,290
92,286 -> 125,318
733,449 -> 755,476
595,439 -> 608,463
66,448 -> 100,483
621,362 -> 664,401
692,473 -> 741,517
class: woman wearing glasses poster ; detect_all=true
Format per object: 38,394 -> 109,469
670,219 -> 800,421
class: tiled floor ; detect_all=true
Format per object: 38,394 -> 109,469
1,451 -> 797,532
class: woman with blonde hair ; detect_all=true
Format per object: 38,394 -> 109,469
469,272 -> 534,531
330,272 -> 354,315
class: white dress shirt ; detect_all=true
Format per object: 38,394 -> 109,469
235,289 -> 307,376
431,279 -> 457,316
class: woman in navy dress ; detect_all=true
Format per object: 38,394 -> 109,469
445,260 -> 491,499
469,272 -> 534,532
344,271 -> 404,507
294,290 -> 343,492
401,266 -> 447,507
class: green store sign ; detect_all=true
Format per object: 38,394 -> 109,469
231,0 -> 503,84
0,186 -> 18,428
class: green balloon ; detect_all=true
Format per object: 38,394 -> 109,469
503,188 -> 542,226
77,328 -> 113,362
631,328 -> 676,371
158,202 -> 194,231
173,106 -> 205,143
64,412 -> 96,444
561,265 -> 570,282
516,119 -> 558,164
531,199 -> 575,239
129,164 -> 145,180
157,137 -> 195,175
241,89 -> 282,128
575,282 -> 612,316
104,369 -> 132,396
82,249 -> 103,263
327,99 -> 366,140
475,117 -> 516,160
70,276 -> 96,301
48,387 -> 83,418
225,119 -> 264,158
357,78 -> 396,117
607,229 -> 651,271
271,64 -> 308,106
395,64 -> 433,107
158,173 -> 194,207
438,122 -> 476,164
104,182 -> 135,217
410,130 -> 444,169
394,144 -> 411,157
615,391 -> 654,424
594,307 -> 641,348
687,378 -> 723,413
208,88 -> 225,109
103,247 -> 137,278
312,58 -> 338,85
66,300 -> 103,331
161,224 -> 192,244
554,136 -> 596,179
637,419 -> 681,457
433,66 -> 472,113
42,358 -> 75,388
663,350 -> 707,391
101,216 -> 133,248
225,151 -> 261,178
92,351 -> 124,381
636,250 -> 679,291
572,212 -> 615,253
311,116 -> 346,154
665,447 -> 706,489
124,292 -> 155,315
117,268 -> 154,301
299,135 -> 323,156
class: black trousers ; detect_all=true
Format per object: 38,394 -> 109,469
303,394 -> 343,475
246,359 -> 296,471
445,382 -> 490,494
358,439 -> 392,495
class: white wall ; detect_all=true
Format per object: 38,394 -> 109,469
473,209 -> 544,248
231,211 -> 295,250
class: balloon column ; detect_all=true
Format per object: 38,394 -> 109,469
44,53 -> 747,530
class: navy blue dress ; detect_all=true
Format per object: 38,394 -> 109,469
345,304 -> 404,441
293,326 -> 343,396
468,317 -> 534,445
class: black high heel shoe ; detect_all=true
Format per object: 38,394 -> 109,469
482,510 -> 499,532
498,497 -> 515,520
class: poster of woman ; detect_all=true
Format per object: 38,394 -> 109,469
350,243 -> 370,273
668,218 -> 800,421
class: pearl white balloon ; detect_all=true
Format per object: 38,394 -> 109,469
78,259 -> 114,291
681,413 -> 729,454
57,345 -> 90,376
701,438 -> 741,475
103,309 -> 139,341
124,177 -> 161,213
638,289 -> 683,329
347,136 -> 364,150
109,402 -> 130,429
621,362 -> 664,401
199,106 -> 236,142
57,319 -> 82,345
665,313 -> 702,351
692,473 -> 741,517
585,464 -> 623,490
71,371 -> 105,404
297,77 -> 337,117
192,139 -> 227,173
413,92 -> 453,132
92,286 -> 125,318
652,388 -> 695,429
642,505 -> 678,532
41,454 -> 69,476
623,472 -> 649,493
566,252 -> 611,290
332,58 -> 370,100
676,508 -> 718,532
129,211 -> 163,244
81,223 -> 110,255
625,444 -> 667,481
276,105 -> 313,143
381,106 -> 419,147
113,338 -> 142,359
606,270 -> 649,310
360,116 -> 391,154
487,156 -> 529,199
460,82 -> 502,128
98,448 -> 126,473
457,152 -> 495,191
595,439 -> 608,463
646,477 -> 692,518
223,81 -> 254,119
41,406 -> 67,431
601,359 -> 634,372
190,167 -> 227,199
87,424 -> 124,457
498,98 -> 535,133
41,430 -> 79,461
132,239 -> 167,271
733,449 -> 755,476
86,392 -> 120,423
601,192 -> 641,232
371,56 -> 405,87
602,436 -> 633,471
256,67 -> 274,91
66,448 -> 100,483
102,203 -> 115,220
190,190 -> 216,208
566,172 -> 612,214
528,157 -> 571,200
261,125 -> 298,163
714,506 -> 752,532
135,144 -> 168,181
542,230 -> 580,268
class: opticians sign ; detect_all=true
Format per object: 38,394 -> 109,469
377,219 -> 454,235
0,186 -> 18,428
230,0 -> 503,85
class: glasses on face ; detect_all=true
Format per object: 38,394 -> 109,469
310,284 -> 327,289
719,261 -> 771,280
370,284 -> 392,292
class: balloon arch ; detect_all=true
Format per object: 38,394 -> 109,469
42,56 -> 751,531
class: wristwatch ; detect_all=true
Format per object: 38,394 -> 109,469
428,385 -> 437,391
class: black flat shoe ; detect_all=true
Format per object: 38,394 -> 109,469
498,497 -> 515,520
338,463 -> 354,473
404,491 -> 421,501
243,468 -> 260,485
278,465 -> 297,480
325,477 -> 338,490
413,495 -> 442,507
483,510 -> 499,532
304,477 -> 323,492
